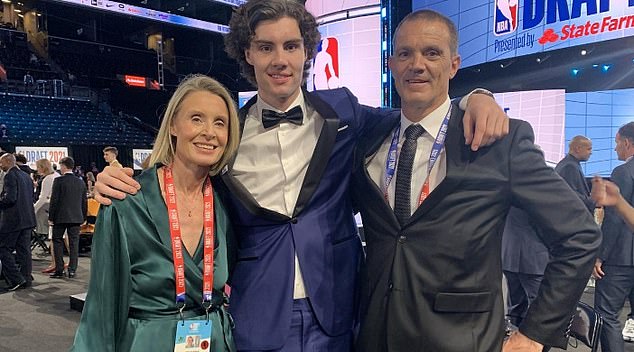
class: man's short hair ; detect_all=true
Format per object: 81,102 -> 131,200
103,146 -> 118,156
393,9 -> 458,55
59,156 -> 75,170
14,153 -> 27,164
569,135 -> 590,150
618,122 -> 634,144
224,0 -> 320,87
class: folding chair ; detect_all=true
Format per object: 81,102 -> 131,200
30,229 -> 50,254
543,301 -> 603,352
79,198 -> 100,253
567,301 -> 603,352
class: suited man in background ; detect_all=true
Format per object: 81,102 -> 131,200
0,153 -> 36,291
351,10 -> 600,351
48,157 -> 86,279
502,207 -> 550,328
555,135 -> 595,212
594,122 -> 634,352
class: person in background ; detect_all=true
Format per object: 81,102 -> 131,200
0,153 -> 37,291
85,171 -> 95,198
103,146 -> 122,168
34,158 -> 62,274
555,135 -> 596,212
14,153 -> 34,175
593,122 -> 634,351
48,157 -> 87,279
70,74 -> 239,352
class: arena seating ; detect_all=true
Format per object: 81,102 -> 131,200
0,94 -> 155,146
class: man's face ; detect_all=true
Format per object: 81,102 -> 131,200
245,16 -> 306,111
104,151 -> 115,163
577,140 -> 593,161
389,18 -> 460,119
0,157 -> 9,172
615,133 -> 632,161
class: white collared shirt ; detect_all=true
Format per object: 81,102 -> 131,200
367,97 -> 450,214
233,92 -> 323,299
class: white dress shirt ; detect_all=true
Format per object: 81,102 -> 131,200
367,97 -> 451,214
233,92 -> 323,299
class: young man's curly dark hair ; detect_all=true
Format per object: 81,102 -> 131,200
224,0 -> 321,87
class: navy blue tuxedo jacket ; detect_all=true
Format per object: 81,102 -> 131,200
0,167 -> 36,233
215,88 -> 397,350
351,106 -> 600,351
600,158 -> 634,265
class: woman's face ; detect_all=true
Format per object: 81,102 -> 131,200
170,90 -> 229,168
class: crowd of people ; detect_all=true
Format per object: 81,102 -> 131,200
0,146 -> 121,289
0,1 -> 632,351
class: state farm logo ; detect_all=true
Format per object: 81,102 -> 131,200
539,15 -> 634,44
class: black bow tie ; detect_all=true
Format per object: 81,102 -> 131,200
261,106 -> 304,129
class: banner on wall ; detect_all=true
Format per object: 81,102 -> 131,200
133,149 -> 153,170
15,146 -> 69,170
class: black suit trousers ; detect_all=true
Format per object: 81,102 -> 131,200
595,264 -> 634,352
52,224 -> 80,274
0,229 -> 32,285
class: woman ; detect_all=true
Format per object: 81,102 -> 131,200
71,75 -> 240,352
33,158 -> 62,273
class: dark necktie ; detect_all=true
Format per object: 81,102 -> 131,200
394,124 -> 426,225
261,106 -> 304,129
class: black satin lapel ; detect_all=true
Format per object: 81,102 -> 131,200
405,106 -> 470,226
217,173 -> 289,222
292,91 -> 340,217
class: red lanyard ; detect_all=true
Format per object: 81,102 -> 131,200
163,165 -> 214,313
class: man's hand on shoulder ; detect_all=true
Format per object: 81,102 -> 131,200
462,91 -> 509,151
94,166 -> 139,205
502,331 -> 544,352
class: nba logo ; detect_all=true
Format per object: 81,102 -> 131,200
494,0 -> 518,36
311,37 -> 340,90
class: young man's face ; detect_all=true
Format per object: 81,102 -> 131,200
245,16 -> 306,111
104,151 -> 115,163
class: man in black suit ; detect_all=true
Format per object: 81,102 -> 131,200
501,207 -> 550,328
48,157 -> 86,279
594,122 -> 634,352
351,10 -> 600,351
555,135 -> 595,212
0,153 -> 36,291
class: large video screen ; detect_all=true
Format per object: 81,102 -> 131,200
494,89 -> 566,164
412,0 -> 634,68
305,1 -> 382,107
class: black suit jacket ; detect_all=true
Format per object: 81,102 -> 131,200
351,105 -> 600,351
49,173 -> 87,224
501,207 -> 550,275
0,167 -> 36,233
555,154 -> 594,212
599,158 -> 634,265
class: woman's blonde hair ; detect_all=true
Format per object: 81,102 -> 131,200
148,74 -> 240,175
35,158 -> 54,175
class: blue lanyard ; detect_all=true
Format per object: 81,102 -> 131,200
383,104 -> 452,201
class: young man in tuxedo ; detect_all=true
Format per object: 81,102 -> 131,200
92,1 -> 508,350
351,9 -> 600,352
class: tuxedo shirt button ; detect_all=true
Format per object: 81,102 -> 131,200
398,235 -> 406,243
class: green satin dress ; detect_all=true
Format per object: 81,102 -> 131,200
70,166 -> 236,352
